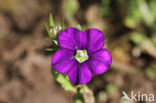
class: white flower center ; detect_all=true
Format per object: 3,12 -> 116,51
75,50 -> 89,63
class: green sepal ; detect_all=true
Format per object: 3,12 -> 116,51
76,24 -> 82,31
45,23 -> 55,39
53,39 -> 58,46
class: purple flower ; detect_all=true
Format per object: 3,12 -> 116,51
51,28 -> 112,85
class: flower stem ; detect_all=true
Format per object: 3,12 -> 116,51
74,85 -> 95,103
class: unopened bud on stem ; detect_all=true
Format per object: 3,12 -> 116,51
50,26 -> 62,36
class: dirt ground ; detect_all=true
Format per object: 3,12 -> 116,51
0,0 -> 73,103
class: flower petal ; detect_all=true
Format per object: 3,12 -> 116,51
68,63 -> 79,85
68,62 -> 92,85
58,28 -> 88,50
51,49 -> 75,74
84,29 -> 104,54
78,63 -> 92,84
89,49 -> 112,75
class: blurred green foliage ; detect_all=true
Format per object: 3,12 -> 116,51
106,83 -> 117,93
101,0 -> 156,58
101,0 -> 110,16
101,0 -> 156,34
130,32 -> 148,45
145,67 -> 156,79
62,0 -> 79,22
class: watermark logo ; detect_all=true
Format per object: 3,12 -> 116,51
121,91 -> 155,102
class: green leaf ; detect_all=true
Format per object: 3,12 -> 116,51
45,48 -> 55,52
76,24 -> 82,31
61,17 -> 65,30
51,69 -> 77,92
49,13 -> 55,27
